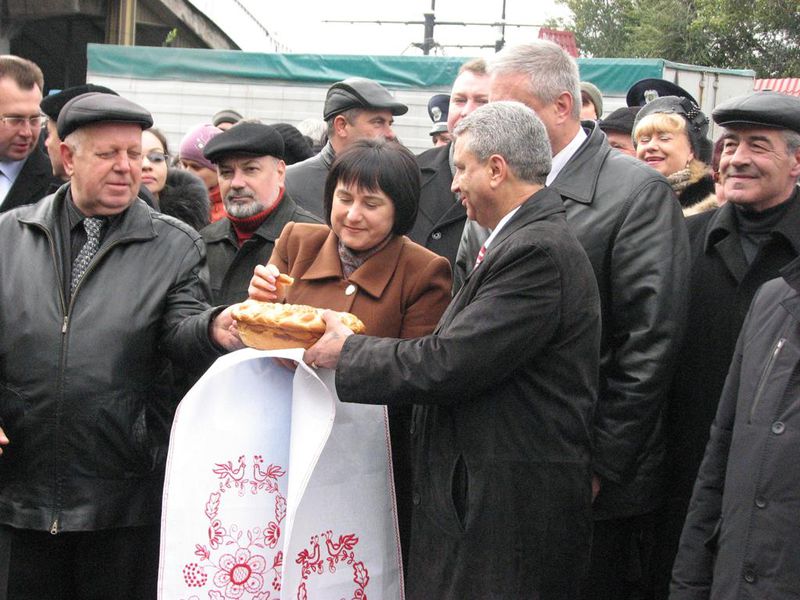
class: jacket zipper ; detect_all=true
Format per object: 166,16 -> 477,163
750,337 -> 786,423
34,224 -> 68,536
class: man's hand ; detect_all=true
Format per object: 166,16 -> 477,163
303,310 -> 355,369
248,264 -> 281,302
0,427 -> 9,456
210,305 -> 246,351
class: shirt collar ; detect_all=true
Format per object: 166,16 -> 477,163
483,205 -> 522,250
547,127 -> 587,186
0,158 -> 26,182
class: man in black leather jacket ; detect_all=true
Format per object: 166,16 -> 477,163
0,93 -> 242,599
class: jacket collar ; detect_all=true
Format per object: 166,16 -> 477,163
301,229 -> 404,299
18,184 -> 157,243
703,187 -> 800,255
319,142 -> 336,170
486,186 -> 567,251
549,121 -> 610,206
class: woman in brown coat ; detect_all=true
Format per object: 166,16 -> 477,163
250,138 -> 452,569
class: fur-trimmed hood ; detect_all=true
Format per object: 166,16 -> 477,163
158,169 -> 211,232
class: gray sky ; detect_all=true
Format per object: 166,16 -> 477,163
189,0 -> 573,56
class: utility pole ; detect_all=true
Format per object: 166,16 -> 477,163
324,0 -> 541,56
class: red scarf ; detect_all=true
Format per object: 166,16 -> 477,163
227,188 -> 285,246
208,185 -> 226,223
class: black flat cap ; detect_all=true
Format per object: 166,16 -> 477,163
41,84 -> 118,122
712,91 -> 800,134
212,108 -> 243,127
202,121 -> 285,163
598,106 -> 640,134
57,92 -> 153,140
323,77 -> 408,121
627,78 -> 698,108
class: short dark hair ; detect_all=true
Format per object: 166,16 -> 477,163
0,55 -> 43,91
323,139 -> 420,236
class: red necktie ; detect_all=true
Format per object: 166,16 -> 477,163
474,244 -> 486,269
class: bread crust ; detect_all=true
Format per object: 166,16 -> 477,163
232,300 -> 365,350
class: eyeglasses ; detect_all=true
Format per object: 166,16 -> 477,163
144,152 -> 169,164
0,115 -> 47,129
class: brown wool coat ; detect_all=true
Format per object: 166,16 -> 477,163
269,222 -> 452,338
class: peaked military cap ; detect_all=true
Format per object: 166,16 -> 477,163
626,78 -> 698,108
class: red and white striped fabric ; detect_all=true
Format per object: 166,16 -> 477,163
158,348 -> 403,600
754,78 -> 800,97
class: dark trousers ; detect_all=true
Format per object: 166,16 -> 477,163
580,513 -> 657,600
0,525 -> 159,600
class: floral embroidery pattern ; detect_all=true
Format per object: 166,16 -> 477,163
178,455 -> 370,599
181,455 -> 285,599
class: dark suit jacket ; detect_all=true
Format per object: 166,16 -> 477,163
1,148 -> 61,213
408,143 -> 466,268
336,187 -> 601,599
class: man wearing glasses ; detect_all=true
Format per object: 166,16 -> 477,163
0,55 -> 59,213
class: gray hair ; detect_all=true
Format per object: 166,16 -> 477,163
326,107 -> 363,137
783,129 -> 800,155
488,41 -> 582,120
453,101 -> 552,184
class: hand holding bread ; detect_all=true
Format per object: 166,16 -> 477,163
248,264 -> 293,302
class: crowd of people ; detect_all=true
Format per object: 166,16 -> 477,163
0,38 -> 798,599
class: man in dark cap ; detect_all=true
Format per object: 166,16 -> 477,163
0,55 -> 61,212
285,77 -> 407,217
653,90 -> 800,599
580,81 -> 603,120
0,92 -> 243,599
598,106 -> 640,156
200,121 -> 320,305
427,93 -> 452,147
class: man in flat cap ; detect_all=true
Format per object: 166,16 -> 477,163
653,90 -> 800,598
0,55 -> 60,213
200,121 -> 320,305
0,92 -> 243,599
285,77 -> 407,217
598,106 -> 640,156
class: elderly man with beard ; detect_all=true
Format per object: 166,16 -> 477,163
200,121 -> 320,305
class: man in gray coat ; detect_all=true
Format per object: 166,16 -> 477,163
285,77 -> 407,217
304,101 -> 601,600
482,41 -> 690,598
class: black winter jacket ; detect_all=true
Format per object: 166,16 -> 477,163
0,187 -> 223,533
671,256 -> 800,599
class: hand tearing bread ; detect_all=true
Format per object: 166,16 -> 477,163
232,300 -> 365,350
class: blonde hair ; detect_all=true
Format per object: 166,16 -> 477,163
633,112 -> 687,144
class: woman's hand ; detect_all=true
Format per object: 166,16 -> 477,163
249,264 -> 281,302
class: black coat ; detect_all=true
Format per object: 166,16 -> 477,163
0,187 -> 223,533
658,190 -> 800,576
671,256 -> 800,599
552,123 -> 690,519
407,143 -> 466,268
336,187 -> 601,599
284,142 -> 335,218
200,194 -> 321,305
0,146 -> 61,212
